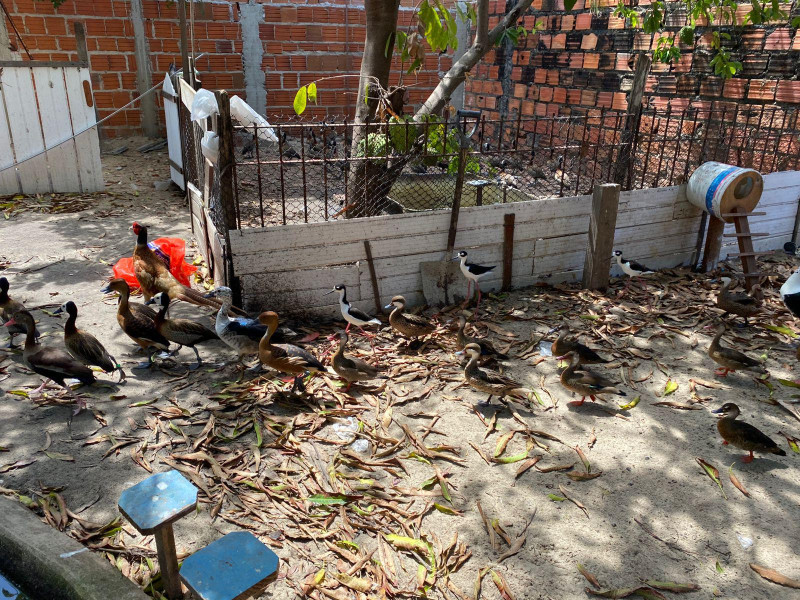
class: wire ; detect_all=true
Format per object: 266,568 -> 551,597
0,0 -> 33,60
0,57 -> 205,173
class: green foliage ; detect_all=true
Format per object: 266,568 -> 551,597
418,0 -> 459,53
653,36 -> 681,63
41,0 -> 67,7
293,83 -> 317,116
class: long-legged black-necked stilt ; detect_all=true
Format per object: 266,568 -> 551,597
453,251 -> 496,309
612,250 -> 654,295
780,266 -> 800,320
325,284 -> 381,340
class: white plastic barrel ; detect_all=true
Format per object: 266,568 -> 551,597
686,162 -> 763,223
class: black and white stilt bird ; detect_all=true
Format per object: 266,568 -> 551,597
612,250 -> 654,294
325,285 -> 381,337
453,251 -> 496,309
780,266 -> 800,319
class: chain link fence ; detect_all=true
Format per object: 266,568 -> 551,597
223,104 -> 799,230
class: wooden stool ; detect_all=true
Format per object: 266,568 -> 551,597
118,470 -> 198,600
180,531 -> 279,600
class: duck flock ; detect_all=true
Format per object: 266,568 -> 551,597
3,223 -> 800,465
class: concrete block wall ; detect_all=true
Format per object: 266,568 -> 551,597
466,0 -> 800,121
2,0 -> 454,137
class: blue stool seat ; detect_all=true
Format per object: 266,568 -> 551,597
180,531 -> 279,600
118,471 -> 198,534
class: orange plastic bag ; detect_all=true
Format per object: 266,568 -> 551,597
113,238 -> 197,289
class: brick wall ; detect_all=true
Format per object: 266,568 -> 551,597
465,0 -> 800,121
3,0 -> 453,137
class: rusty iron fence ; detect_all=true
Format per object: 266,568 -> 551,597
221,104 -> 800,230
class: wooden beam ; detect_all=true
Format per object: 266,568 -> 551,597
73,22 -> 89,64
732,208 -> 761,295
363,239 -> 383,313
613,54 -> 651,187
178,0 -> 192,85
153,525 -> 182,600
701,216 -> 725,272
502,213 -> 515,291
582,183 -> 620,290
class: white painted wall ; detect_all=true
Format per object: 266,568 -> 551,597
229,171 -> 800,317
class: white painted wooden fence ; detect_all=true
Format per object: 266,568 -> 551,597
0,63 -> 103,195
229,171 -> 800,317
162,74 -> 184,190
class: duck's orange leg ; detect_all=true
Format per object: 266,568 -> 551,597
742,451 -> 754,463
714,367 -> 731,377
568,396 -> 587,407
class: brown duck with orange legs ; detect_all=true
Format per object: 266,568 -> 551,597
145,292 -> 218,370
331,330 -> 380,392
458,343 -> 530,405
258,311 -> 325,393
712,403 -> 785,463
707,325 -> 767,378
558,351 -> 625,407
551,327 -> 608,365
717,277 -> 761,325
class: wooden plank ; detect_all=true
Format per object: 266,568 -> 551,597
613,53 -> 650,186
243,264 -> 361,294
582,183 -> 620,290
0,60 -> 88,68
701,216 -> 725,273
502,213 -> 515,291
363,240 -> 382,313
63,67 -> 103,191
163,75 -> 185,190
3,67 -> 50,193
761,170 -> 800,190
33,67 -> 81,192
179,78 -> 196,109
73,22 -> 89,63
0,68 -> 20,194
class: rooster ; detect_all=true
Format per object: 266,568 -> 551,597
131,222 -> 242,314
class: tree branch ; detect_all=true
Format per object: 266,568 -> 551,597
475,0 -> 489,52
414,0 -> 535,120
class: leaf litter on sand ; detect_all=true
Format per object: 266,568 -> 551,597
696,458 -> 726,500
749,563 -> 800,589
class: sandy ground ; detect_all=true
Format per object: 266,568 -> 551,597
2,140 -> 800,600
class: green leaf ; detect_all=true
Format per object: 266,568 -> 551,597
307,82 -> 317,104
619,395 -> 641,410
433,502 -> 461,515
384,33 -> 393,58
308,493 -> 358,506
664,380 -> 678,396
716,560 -> 725,574
777,379 -> 800,388
765,324 -> 798,338
548,493 -> 566,501
293,86 -> 308,115
44,451 -> 74,462
7,390 -> 29,398
564,0 -> 578,9
335,540 -> 360,551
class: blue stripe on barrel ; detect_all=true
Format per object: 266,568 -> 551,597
704,166 -> 738,216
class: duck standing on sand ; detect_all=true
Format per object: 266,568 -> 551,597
258,311 -> 325,394
4,310 -> 96,401
0,277 -> 39,348
712,403 -> 786,463
707,325 -> 767,378
54,301 -> 125,382
385,296 -> 435,342
717,277 -> 760,325
145,293 -> 218,370
455,313 -> 507,362
558,351 -> 626,407
457,342 -> 530,405
551,327 -> 608,365
330,330 -> 380,391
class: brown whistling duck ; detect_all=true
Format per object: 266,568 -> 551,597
551,327 -> 608,365
0,277 -> 39,348
101,278 -> 170,369
331,330 -> 380,391
4,310 -> 95,398
458,342 -> 530,405
712,403 -> 786,463
455,314 -> 507,361
707,325 -> 767,378
131,222 -> 243,314
54,301 -> 125,382
559,351 -> 626,407
717,277 -> 760,325
258,311 -> 325,393
385,296 -> 435,340
145,292 -> 218,370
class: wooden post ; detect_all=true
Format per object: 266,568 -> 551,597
502,213 -> 515,291
582,183 -> 621,290
447,144 -> 468,255
154,525 -> 182,600
731,209 -> 759,293
613,54 -> 651,187
73,22 -> 89,63
701,216 -> 725,272
178,0 -> 192,85
363,240 -> 382,313
216,91 -> 240,301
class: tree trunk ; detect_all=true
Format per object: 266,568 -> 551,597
347,0 -> 400,219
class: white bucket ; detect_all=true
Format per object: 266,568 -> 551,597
686,162 -> 763,223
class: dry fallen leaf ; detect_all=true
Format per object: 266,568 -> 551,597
749,563 -> 800,589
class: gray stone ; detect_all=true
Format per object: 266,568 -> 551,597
0,497 -> 148,600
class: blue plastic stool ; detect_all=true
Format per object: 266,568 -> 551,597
180,531 -> 279,600
118,470 -> 198,600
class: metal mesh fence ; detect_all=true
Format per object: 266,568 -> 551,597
227,105 -> 799,229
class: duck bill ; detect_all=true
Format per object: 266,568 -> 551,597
52,307 -> 64,315
202,291 -> 216,299
3,318 -> 15,327
144,298 -> 155,305
383,304 -> 393,310
711,407 -> 724,414
100,285 -> 112,294
454,350 -> 464,356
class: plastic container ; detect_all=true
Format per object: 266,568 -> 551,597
686,162 -> 763,223
230,96 -> 278,142
201,131 -> 219,163
190,89 -> 218,122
